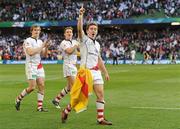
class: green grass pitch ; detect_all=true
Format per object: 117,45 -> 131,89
1,64 -> 180,129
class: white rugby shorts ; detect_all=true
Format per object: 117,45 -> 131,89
25,63 -> 45,80
63,64 -> 77,77
90,70 -> 104,85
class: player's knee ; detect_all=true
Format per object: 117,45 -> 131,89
38,82 -> 44,87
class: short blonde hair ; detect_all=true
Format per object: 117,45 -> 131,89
30,25 -> 41,32
64,27 -> 73,33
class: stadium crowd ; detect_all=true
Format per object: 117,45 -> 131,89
0,28 -> 179,62
0,31 -> 63,60
0,0 -> 179,62
0,0 -> 179,22
99,28 -> 180,63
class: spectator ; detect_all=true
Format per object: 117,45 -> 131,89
0,0 -> 179,22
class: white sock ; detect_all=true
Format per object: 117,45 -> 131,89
37,92 -> 44,109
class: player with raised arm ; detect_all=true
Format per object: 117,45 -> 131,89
61,5 -> 112,125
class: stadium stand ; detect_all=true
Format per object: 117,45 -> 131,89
0,0 -> 179,63
0,0 -> 179,22
0,27 -> 179,61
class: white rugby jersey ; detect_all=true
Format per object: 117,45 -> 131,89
80,35 -> 100,69
60,39 -> 77,65
23,37 -> 43,65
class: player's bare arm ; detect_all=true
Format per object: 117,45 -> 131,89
65,40 -> 80,54
65,44 -> 79,54
77,5 -> 85,40
25,41 -> 46,56
98,55 -> 110,81
41,39 -> 51,57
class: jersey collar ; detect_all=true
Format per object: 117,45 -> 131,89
88,36 -> 96,44
65,39 -> 72,44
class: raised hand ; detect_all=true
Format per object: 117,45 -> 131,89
79,4 -> 85,16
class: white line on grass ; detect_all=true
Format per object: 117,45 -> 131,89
131,106 -> 180,110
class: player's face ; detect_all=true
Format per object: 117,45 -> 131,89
31,27 -> 41,38
64,29 -> 73,40
87,25 -> 98,40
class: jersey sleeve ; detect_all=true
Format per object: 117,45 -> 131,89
82,35 -> 88,43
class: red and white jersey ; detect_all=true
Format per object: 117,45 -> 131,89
60,39 -> 78,65
23,37 -> 43,65
80,35 -> 100,69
